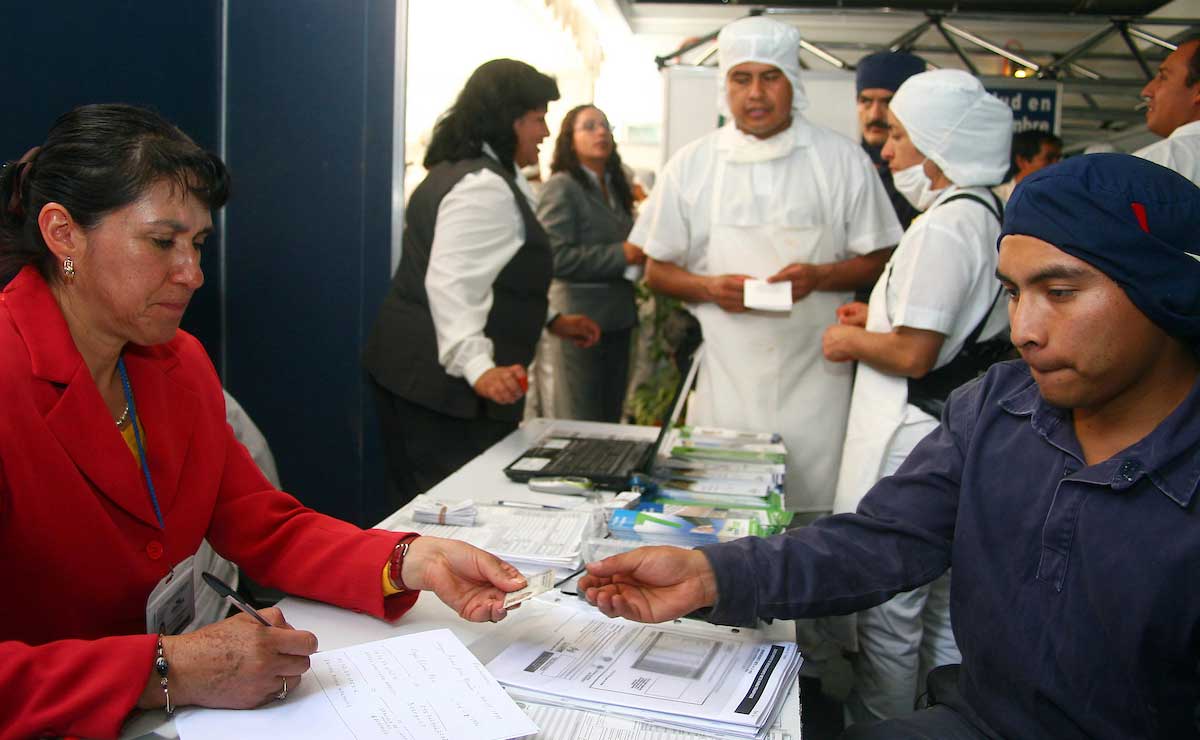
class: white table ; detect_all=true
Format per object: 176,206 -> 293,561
122,419 -> 803,740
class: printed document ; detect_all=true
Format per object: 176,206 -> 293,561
404,503 -> 593,569
486,603 -> 801,738
176,629 -> 537,740
514,699 -> 796,740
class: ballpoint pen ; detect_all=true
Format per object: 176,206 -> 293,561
553,564 -> 588,589
494,500 -> 567,511
201,571 -> 272,627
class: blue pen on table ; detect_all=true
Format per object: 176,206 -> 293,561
201,571 -> 272,627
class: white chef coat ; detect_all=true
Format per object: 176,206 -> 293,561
642,121 -> 901,280
424,145 -> 553,387
641,119 -> 903,512
834,184 -> 1008,515
1135,119 -> 1200,186
884,187 -> 1009,368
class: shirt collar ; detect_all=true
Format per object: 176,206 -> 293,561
1169,119 -> 1200,139
717,118 -> 812,152
480,142 -> 536,206
999,362 -> 1200,507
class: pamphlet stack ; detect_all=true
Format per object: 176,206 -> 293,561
607,426 -> 792,546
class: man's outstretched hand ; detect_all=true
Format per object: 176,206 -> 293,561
579,546 -> 718,623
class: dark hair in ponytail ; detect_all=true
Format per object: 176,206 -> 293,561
0,103 -> 230,285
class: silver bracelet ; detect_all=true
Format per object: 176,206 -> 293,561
155,635 -> 173,714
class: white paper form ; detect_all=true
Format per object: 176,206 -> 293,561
403,504 -> 593,569
176,629 -> 537,740
486,605 -> 800,737
743,279 -> 793,312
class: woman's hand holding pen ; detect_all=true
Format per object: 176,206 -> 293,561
137,607 -> 317,711
401,537 -> 528,623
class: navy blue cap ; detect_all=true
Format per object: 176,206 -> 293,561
1001,153 -> 1200,346
855,51 -> 927,94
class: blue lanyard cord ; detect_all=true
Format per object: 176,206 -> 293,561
117,357 -> 165,529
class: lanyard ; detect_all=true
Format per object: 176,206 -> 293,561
117,357 -> 165,528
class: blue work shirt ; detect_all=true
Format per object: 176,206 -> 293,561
701,360 -> 1200,739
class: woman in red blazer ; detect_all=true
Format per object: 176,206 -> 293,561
0,104 -> 528,740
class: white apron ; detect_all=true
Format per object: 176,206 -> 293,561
691,133 -> 854,512
832,255 -> 913,515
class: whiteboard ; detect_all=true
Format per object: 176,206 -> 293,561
661,65 -> 860,165
661,66 -> 721,167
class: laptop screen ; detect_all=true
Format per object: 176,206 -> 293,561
639,343 -> 704,475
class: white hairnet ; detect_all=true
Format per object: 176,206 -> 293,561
717,16 -> 808,119
889,69 -> 1012,187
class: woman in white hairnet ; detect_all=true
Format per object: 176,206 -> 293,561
821,69 -> 1013,723
640,17 -> 902,513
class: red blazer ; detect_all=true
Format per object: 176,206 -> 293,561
0,267 -> 418,739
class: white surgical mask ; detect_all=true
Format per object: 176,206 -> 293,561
893,160 -> 945,211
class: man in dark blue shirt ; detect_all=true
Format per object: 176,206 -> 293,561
580,154 -> 1200,739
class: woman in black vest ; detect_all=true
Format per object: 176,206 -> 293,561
364,59 -> 599,512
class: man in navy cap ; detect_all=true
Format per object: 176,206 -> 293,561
856,50 -> 928,229
581,154 -> 1200,738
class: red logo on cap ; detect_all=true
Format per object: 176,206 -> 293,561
1131,202 -> 1150,233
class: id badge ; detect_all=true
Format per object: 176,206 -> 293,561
145,554 -> 196,635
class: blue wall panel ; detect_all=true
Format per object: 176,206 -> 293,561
225,0 -> 395,525
0,1 -> 225,369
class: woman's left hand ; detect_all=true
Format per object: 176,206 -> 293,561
400,537 -> 528,622
822,323 -> 862,363
549,314 -> 601,348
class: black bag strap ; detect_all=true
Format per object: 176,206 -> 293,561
883,188 -> 1005,330
936,189 -> 1004,224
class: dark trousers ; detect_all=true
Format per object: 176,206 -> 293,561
371,379 -> 516,513
840,706 -> 991,740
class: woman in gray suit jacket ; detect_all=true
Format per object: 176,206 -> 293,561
537,105 -> 645,422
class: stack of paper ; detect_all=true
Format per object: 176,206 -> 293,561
607,508 -> 763,547
608,502 -> 791,547
648,425 -> 791,516
176,629 -> 537,740
486,602 -> 803,739
513,698 -> 795,740
667,429 -> 787,465
402,503 -> 594,570
680,426 -> 782,444
412,496 -> 477,526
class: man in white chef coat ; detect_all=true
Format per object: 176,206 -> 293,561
640,16 -> 904,513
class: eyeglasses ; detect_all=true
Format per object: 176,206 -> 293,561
575,119 -> 612,133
